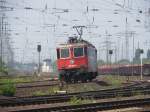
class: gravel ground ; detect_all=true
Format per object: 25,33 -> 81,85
99,107 -> 143,112
2,95 -> 150,112
15,81 -> 110,97
98,74 -> 150,82
1,74 -> 147,98
1,75 -> 150,111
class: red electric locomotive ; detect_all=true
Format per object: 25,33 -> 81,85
56,37 -> 97,83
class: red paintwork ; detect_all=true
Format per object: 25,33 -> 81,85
56,40 -> 97,74
57,44 -> 89,71
57,57 -> 88,70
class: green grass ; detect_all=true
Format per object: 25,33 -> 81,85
0,80 -> 16,96
0,89 -> 2,95
48,86 -> 60,94
32,91 -> 47,96
0,77 -> 36,84
69,96 -> 82,105
104,75 -> 123,87
0,65 -> 8,75
32,86 -> 60,96
69,96 -> 95,105
61,83 -> 102,93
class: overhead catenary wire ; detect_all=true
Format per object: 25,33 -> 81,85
6,0 -> 150,63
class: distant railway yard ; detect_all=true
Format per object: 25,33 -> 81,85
0,74 -> 150,112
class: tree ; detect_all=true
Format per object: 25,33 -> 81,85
134,48 -> 141,60
0,58 -> 8,75
143,58 -> 150,64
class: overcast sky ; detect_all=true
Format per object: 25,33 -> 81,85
5,0 -> 150,63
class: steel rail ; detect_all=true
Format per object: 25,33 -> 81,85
0,79 -> 58,85
11,97 -> 150,112
16,83 -> 59,89
0,82 -> 150,107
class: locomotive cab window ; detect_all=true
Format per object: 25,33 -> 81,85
60,48 -> 69,58
74,47 -> 84,57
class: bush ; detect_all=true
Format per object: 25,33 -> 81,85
105,75 -> 122,87
48,86 -> 60,95
0,80 -> 16,96
0,62 -> 8,75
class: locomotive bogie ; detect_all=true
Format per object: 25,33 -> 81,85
58,69 -> 97,83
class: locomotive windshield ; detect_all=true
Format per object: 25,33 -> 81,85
60,48 -> 69,58
74,47 -> 84,57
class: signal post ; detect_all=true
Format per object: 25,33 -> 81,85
37,44 -> 41,76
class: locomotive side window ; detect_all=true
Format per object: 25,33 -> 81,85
74,47 -> 84,57
84,47 -> 87,56
60,48 -> 69,58
57,49 -> 60,59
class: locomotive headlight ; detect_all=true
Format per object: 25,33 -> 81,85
70,60 -> 74,64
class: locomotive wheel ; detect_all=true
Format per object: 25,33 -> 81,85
81,73 -> 87,83
87,73 -> 93,82
88,76 -> 93,82
64,74 -> 68,83
65,73 -> 72,84
59,74 -> 64,82
75,75 -> 79,83
59,70 -> 65,81
74,72 -> 80,83
71,75 -> 76,83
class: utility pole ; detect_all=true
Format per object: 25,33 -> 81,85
140,49 -> 144,81
144,40 -> 150,52
0,15 -> 4,68
116,36 -> 121,78
0,1 -> 4,67
0,39 -> 2,68
125,17 -> 129,60
109,50 -> 113,66
100,31 -> 115,65
98,44 -> 101,61
132,32 -> 135,76
114,46 -> 117,63
144,3 -> 150,31
105,31 -> 112,64
0,0 -> 13,68
116,36 -> 121,61
106,31 -> 109,64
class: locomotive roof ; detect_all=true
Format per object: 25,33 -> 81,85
57,38 -> 96,48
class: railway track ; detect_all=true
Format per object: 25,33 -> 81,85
0,79 -> 58,85
0,79 -> 59,89
16,81 -> 59,89
16,79 -> 106,89
16,79 -> 102,89
0,82 -> 150,107
10,97 -> 150,112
